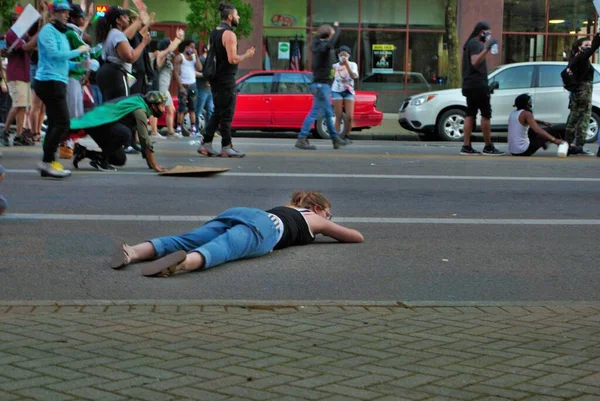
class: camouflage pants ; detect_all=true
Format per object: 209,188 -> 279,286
565,81 -> 593,147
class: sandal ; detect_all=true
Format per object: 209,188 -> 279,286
139,250 -> 186,277
110,241 -> 132,269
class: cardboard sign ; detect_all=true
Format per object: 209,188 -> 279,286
159,166 -> 230,177
10,4 -> 40,40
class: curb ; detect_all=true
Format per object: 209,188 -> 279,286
0,300 -> 599,308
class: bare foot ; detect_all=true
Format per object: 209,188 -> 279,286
174,252 -> 205,273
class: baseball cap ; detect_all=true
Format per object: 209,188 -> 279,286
105,6 -> 128,25
69,4 -> 86,18
126,9 -> 139,19
52,0 -> 72,12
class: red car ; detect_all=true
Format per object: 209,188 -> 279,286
158,70 -> 383,138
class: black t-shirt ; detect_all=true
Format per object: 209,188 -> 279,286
311,27 -> 340,84
462,38 -> 488,89
210,23 -> 238,90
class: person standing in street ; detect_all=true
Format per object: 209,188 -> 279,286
331,45 -> 358,142
4,13 -> 39,146
460,21 -> 504,156
34,0 -> 89,178
563,34 -> 600,156
195,45 -> 214,135
295,22 -> 348,151
197,3 -> 255,158
174,39 -> 201,137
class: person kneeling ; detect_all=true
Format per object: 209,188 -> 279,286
508,94 -> 565,156
110,191 -> 364,277
70,91 -> 169,172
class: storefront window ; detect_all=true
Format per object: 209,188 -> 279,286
263,29 -> 310,71
312,0 -> 359,28
502,34 -> 545,64
263,0 -> 308,32
409,0 -> 445,29
548,0 -> 596,34
361,0 -> 407,29
503,0 -> 546,33
408,32 -> 446,92
546,35 -> 593,61
359,31 -> 406,92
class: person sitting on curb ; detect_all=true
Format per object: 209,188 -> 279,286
508,94 -> 566,156
70,91 -> 168,172
110,190 -> 364,277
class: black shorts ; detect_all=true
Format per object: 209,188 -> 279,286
462,87 -> 492,119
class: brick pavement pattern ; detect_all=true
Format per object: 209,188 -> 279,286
0,302 -> 599,400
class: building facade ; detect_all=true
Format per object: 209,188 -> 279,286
13,0 -> 598,112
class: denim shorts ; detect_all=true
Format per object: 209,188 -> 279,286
332,90 -> 355,101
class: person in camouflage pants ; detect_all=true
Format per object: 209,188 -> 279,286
565,81 -> 593,148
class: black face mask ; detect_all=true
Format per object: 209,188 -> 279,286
150,105 -> 164,118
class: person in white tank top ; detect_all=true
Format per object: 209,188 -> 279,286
174,40 -> 202,136
508,94 -> 565,156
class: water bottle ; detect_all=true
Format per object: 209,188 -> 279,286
90,44 -> 103,57
490,44 -> 499,55
557,142 -> 569,158
89,59 -> 100,72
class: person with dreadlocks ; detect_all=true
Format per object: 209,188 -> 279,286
110,190 -> 364,277
460,21 -> 504,156
564,34 -> 600,156
69,91 -> 168,172
508,94 -> 566,157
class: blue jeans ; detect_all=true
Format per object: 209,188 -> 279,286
299,83 -> 339,139
90,84 -> 103,107
195,86 -> 214,128
149,207 -> 280,269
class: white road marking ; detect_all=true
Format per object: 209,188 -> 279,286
3,213 -> 600,225
5,169 -> 600,182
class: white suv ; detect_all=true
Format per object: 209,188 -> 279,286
398,62 -> 600,142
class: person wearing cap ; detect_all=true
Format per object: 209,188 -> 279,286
460,21 -> 504,156
70,91 -> 169,172
508,93 -> 566,156
95,5 -> 150,102
66,4 -> 93,45
34,0 -> 90,178
125,9 -> 153,96
331,45 -> 358,142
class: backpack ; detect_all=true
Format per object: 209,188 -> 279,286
561,64 -> 578,92
202,30 -> 217,81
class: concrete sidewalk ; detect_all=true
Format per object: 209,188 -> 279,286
0,301 -> 599,401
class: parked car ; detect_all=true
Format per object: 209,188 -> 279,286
158,70 -> 384,138
398,62 -> 600,143
361,72 -> 432,93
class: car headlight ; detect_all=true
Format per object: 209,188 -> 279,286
410,95 -> 437,106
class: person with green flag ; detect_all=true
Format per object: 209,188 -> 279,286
69,91 -> 168,172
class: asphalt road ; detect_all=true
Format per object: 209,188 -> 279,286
1,137 -> 599,302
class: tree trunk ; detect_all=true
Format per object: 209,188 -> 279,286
445,0 -> 461,88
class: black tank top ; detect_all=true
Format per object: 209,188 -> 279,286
211,22 -> 238,88
266,206 -> 315,250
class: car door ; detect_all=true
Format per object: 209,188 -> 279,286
233,73 -> 274,128
270,72 -> 314,128
533,64 -> 569,124
487,65 -> 535,128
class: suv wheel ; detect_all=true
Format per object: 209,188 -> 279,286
437,109 -> 466,141
586,111 -> 599,143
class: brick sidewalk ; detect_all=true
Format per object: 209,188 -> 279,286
0,301 -> 599,401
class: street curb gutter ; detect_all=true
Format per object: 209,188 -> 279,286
0,300 -> 599,308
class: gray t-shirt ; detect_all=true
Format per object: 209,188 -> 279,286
103,28 -> 132,73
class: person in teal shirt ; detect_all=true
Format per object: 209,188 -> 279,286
34,0 -> 89,179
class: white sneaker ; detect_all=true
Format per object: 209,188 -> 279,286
151,133 -> 166,140
37,161 -> 72,178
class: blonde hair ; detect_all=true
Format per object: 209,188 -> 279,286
289,191 -> 331,210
